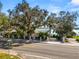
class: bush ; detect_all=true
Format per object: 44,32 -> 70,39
66,32 -> 76,38
65,39 -> 69,42
76,39 -> 79,42
52,35 -> 59,38
73,36 -> 79,42
66,36 -> 73,38
38,32 -> 48,41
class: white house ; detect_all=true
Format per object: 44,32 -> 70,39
73,28 -> 79,36
35,26 -> 79,36
35,26 -> 57,35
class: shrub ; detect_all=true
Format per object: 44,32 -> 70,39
65,39 -> 69,42
73,36 -> 79,42
38,32 -> 48,41
52,35 -> 59,38
66,36 -> 73,38
66,31 -> 76,38
76,39 -> 79,42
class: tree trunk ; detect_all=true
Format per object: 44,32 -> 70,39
12,35 -> 14,39
23,35 -> 25,39
18,35 -> 20,39
28,34 -> 32,43
40,37 -> 42,42
61,36 -> 66,43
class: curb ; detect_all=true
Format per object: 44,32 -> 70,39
43,42 -> 79,46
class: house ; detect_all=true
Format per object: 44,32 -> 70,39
35,26 -> 79,36
73,27 -> 79,36
35,26 -> 57,36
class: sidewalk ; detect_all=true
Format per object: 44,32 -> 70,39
44,41 -> 79,46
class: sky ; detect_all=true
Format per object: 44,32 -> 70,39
0,0 -> 79,26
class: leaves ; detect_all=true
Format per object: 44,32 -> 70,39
0,0 -> 78,39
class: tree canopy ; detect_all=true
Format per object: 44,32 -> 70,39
0,0 -> 78,42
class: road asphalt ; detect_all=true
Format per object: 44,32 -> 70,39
12,42 -> 79,59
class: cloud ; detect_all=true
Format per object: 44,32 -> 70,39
47,5 -> 62,13
70,8 -> 79,11
64,0 -> 79,12
71,0 -> 79,6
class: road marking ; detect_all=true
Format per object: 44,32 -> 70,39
23,54 -> 51,59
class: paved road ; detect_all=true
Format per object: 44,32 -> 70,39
13,43 -> 79,59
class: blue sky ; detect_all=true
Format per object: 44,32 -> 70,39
0,0 -> 79,26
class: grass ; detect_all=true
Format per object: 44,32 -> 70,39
73,36 -> 79,42
65,39 -> 69,42
73,36 -> 79,39
0,53 -> 20,59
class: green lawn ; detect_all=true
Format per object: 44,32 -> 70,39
73,36 -> 79,39
73,36 -> 79,42
0,53 -> 20,59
